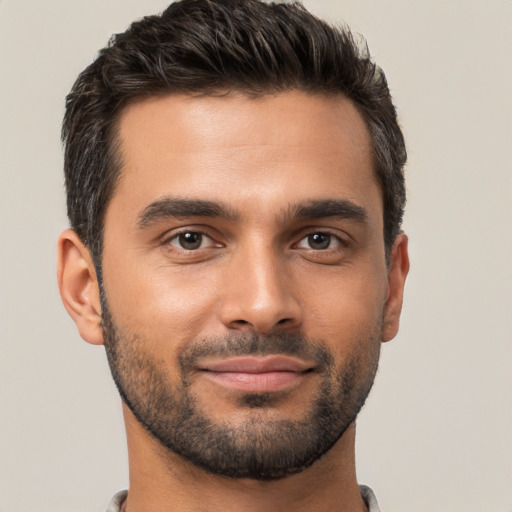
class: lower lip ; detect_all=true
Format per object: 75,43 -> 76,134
202,370 -> 307,393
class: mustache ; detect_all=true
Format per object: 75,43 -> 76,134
178,332 -> 334,373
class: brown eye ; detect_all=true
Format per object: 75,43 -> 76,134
307,233 -> 331,250
169,232 -> 206,250
297,232 -> 337,250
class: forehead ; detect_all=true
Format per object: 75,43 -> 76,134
119,90 -> 370,150
110,91 -> 381,226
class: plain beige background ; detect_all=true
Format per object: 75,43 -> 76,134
1,1 -> 511,510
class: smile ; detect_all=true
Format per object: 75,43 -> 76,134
199,356 -> 315,393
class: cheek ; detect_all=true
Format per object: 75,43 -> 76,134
300,266 -> 387,352
102,257 -> 222,352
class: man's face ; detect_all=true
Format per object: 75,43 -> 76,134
99,91 -> 400,479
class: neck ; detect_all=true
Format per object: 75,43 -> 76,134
122,404 -> 367,512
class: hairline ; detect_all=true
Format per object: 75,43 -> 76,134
91,87 -> 393,268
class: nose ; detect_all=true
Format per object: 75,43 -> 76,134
219,244 -> 303,334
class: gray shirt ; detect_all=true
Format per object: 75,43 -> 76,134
106,485 -> 382,511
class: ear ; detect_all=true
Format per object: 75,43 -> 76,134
382,233 -> 410,342
57,229 -> 104,345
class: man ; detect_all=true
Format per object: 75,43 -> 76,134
57,0 -> 409,510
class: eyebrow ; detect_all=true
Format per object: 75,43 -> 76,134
288,199 -> 368,223
137,197 -> 239,228
137,196 -> 368,229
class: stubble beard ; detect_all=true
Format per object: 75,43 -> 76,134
101,295 -> 381,481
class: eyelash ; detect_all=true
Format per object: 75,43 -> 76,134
162,228 -> 349,253
163,229 -> 220,251
295,231 -> 348,251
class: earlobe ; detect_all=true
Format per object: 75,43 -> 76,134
57,229 -> 104,345
382,233 -> 410,342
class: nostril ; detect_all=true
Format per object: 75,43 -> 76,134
277,318 -> 293,325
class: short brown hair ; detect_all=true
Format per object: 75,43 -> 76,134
62,0 -> 406,264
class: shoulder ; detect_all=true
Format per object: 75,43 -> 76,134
360,485 -> 382,512
105,490 -> 127,512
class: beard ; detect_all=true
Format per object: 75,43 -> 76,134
101,294 -> 381,481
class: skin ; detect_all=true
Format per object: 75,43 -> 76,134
58,90 -> 409,512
